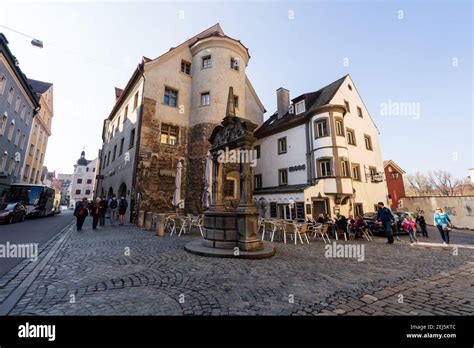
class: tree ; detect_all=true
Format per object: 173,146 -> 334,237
427,170 -> 461,196
405,172 -> 433,196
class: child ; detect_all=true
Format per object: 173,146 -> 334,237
403,215 -> 418,245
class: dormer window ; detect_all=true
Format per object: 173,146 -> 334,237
295,100 -> 305,115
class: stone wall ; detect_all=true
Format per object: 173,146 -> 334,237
185,122 -> 217,214
400,196 -> 474,230
135,97 -> 188,213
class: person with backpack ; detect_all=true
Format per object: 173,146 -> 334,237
118,196 -> 128,226
109,194 -> 118,225
74,197 -> 89,231
434,208 -> 452,245
416,211 -> 428,237
403,215 -> 418,245
375,202 -> 395,244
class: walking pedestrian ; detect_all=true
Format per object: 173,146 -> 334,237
92,198 -> 101,230
415,211 -> 429,237
118,196 -> 128,226
99,196 -> 107,226
403,215 -> 418,245
109,194 -> 118,225
434,208 -> 452,245
74,197 -> 89,231
376,202 -> 395,244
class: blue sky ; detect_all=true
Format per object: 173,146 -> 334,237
1,0 -> 472,178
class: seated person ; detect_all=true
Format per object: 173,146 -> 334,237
353,215 -> 367,239
316,214 -> 325,224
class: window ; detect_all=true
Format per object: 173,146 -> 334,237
278,168 -> 288,186
8,159 -> 15,175
224,179 -> 235,197
164,87 -> 178,107
129,128 -> 135,149
314,119 -> 329,138
233,95 -> 239,109
0,152 -> 7,171
0,75 -> 6,95
124,105 -> 128,122
107,151 -> 111,166
40,153 -> 43,163
348,84 -> 353,91
200,92 -> 210,106
23,165 -> 30,179
341,159 -> 349,177
77,178 -> 83,184
364,134 -> 373,150
29,144 -> 34,156
7,121 -> 15,141
351,163 -> 361,181
391,172 -> 399,179
254,174 -> 262,189
357,106 -> 363,118
15,97 -> 21,112
202,55 -> 212,68
20,134 -> 26,150
354,203 -> 364,217
181,60 -> 191,75
103,155 -> 107,169
133,91 -> 139,110
295,100 -> 305,115
0,113 -> 7,135
35,149 -> 40,160
335,119 -> 344,136
230,57 -> 239,71
119,138 -> 124,156
20,106 -> 26,120
85,190 -> 91,195
277,137 -> 287,154
318,159 -> 332,177
254,145 -> 261,159
346,128 -> 356,145
26,112 -> 31,125
7,87 -> 14,104
369,166 -> 377,181
344,100 -> 350,113
87,179 -> 92,184
160,124 -> 179,145
112,145 -> 117,161
75,189 -> 81,195
14,128 -> 20,146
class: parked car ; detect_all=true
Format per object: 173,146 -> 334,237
0,202 -> 27,224
362,212 -> 401,236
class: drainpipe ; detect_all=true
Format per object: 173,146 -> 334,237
130,63 -> 146,223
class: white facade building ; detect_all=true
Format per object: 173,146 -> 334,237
70,150 -> 97,206
253,75 -> 388,220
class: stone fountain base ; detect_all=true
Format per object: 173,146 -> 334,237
184,239 -> 275,259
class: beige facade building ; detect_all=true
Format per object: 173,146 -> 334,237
253,75 -> 388,219
21,79 -> 53,184
95,24 -> 265,221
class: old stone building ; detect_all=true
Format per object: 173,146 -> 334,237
95,24 -> 265,221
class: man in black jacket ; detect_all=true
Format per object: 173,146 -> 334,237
74,197 -> 89,231
376,202 -> 395,244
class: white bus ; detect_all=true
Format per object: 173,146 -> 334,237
5,184 -> 57,218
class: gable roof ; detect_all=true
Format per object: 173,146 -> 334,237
114,87 -> 123,101
383,160 -> 406,174
27,78 -> 53,96
254,75 -> 348,138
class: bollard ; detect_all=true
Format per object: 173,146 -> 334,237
137,211 -> 145,227
156,214 -> 165,237
144,212 -> 153,230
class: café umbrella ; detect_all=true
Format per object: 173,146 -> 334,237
172,161 -> 183,208
201,151 -> 212,209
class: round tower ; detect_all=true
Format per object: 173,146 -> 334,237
185,35 -> 250,213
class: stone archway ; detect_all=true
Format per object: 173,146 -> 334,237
108,187 -> 114,199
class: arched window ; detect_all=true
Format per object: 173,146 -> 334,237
7,120 -> 15,141
15,96 -> 21,112
7,87 -> 14,104
20,106 -> 26,120
0,113 -> 7,135
1,151 -> 7,172
14,128 -> 20,146
0,75 -> 6,95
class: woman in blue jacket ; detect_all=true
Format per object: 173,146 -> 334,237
433,208 -> 452,245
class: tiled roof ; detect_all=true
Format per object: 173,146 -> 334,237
27,78 -> 52,95
254,75 -> 348,138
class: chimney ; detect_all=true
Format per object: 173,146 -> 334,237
276,87 -> 289,119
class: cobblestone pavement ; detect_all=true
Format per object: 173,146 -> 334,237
3,219 -> 474,315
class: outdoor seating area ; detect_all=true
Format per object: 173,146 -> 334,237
164,214 -> 204,237
258,218 -> 375,245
